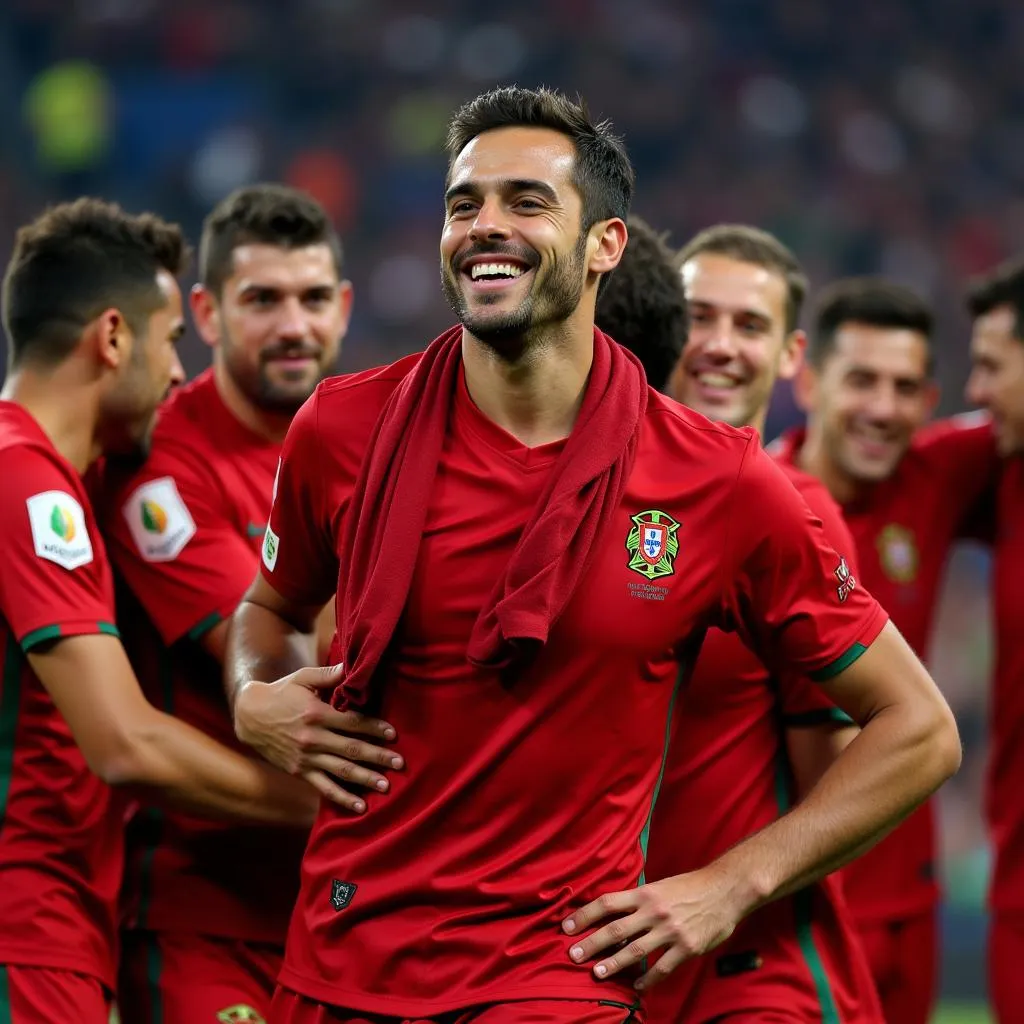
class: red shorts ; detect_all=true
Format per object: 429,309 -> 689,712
989,912 -> 1024,1022
0,964 -> 110,1024
118,929 -> 283,1024
269,989 -> 643,1024
854,911 -> 936,1024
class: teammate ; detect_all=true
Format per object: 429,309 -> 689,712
0,199 -> 338,1024
97,184 -> 392,1024
601,222 -> 882,1022
963,255 -> 1024,1022
772,277 -> 999,1022
594,215 -> 685,392
227,87 -> 959,1024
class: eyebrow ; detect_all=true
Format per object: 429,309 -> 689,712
444,178 -> 560,206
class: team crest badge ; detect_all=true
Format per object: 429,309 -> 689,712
626,510 -> 680,581
216,1007 -> 265,1024
877,524 -> 918,584
330,878 -> 358,912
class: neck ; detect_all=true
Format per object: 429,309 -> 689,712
797,423 -> 862,505
461,318 -> 595,448
747,405 -> 768,440
213,360 -> 295,444
0,364 -> 101,474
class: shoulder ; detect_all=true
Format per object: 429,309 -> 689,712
642,390 -> 758,473
910,411 -> 995,458
313,352 -> 422,421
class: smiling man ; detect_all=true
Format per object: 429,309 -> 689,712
226,87 -> 960,1024
773,277 -> 999,1023
98,184 -> 379,1024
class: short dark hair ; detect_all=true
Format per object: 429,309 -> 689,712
676,224 -> 808,334
595,216 -> 686,391
966,255 -> 1024,341
199,183 -> 343,296
809,277 -> 934,369
2,197 -> 188,371
445,85 -> 635,228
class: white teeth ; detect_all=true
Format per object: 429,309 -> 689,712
698,372 -> 737,388
470,262 -> 525,280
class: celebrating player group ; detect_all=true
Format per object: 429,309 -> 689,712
0,85 -> 1020,1024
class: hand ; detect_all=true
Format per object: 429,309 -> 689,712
234,663 -> 403,813
561,869 -> 744,991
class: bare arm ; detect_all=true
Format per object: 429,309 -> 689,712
29,633 -> 319,826
226,575 -> 404,813
564,622 -> 960,988
784,716 -> 859,800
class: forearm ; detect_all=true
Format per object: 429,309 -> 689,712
118,711 -> 318,826
225,597 -> 316,708
713,700 -> 960,917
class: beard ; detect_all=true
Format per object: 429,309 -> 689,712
441,234 -> 588,357
220,329 -> 330,415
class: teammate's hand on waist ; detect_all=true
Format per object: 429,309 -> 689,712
560,867 -> 743,991
233,663 -> 404,814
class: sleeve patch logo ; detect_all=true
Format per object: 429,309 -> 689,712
123,477 -> 196,562
26,491 -> 94,570
262,524 -> 280,572
834,557 -> 857,602
626,509 -> 680,580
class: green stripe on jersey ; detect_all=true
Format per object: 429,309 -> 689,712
0,964 -> 12,1024
134,646 -> 175,930
0,635 -> 22,833
146,931 -> 165,1024
186,612 -> 222,642
773,749 -> 841,1024
98,621 -> 119,637
637,667 -> 685,882
809,642 -> 869,682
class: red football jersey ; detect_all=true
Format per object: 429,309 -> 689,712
773,416 -> 998,922
0,402 -> 124,986
988,457 -> 1024,913
260,355 -> 888,1017
101,370 -> 307,942
644,462 -> 882,1023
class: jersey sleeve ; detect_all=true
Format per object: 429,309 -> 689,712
0,448 -> 118,651
260,387 -> 339,606
103,441 -> 260,646
721,443 -> 889,683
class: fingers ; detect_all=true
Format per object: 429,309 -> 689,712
635,946 -> 687,992
304,752 -> 393,793
303,727 -> 404,770
297,663 -> 345,690
320,706 -> 398,744
304,770 -> 368,814
562,889 -> 635,937
567,911 -> 648,977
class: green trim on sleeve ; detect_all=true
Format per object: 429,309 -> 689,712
98,621 -> 119,637
19,624 -> 63,651
186,611 -> 223,642
809,642 -> 868,682
783,707 -> 856,728
0,963 -> 12,1024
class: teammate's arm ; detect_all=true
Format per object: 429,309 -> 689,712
784,715 -> 858,798
28,632 -> 321,825
562,446 -> 960,990
227,575 -> 402,813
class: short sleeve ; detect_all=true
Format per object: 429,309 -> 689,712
104,442 -> 260,646
721,444 -> 888,682
261,388 -> 339,606
0,448 -> 118,651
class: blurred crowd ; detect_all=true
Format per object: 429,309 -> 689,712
0,0 -> 1010,991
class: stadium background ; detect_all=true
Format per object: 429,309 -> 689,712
0,1 -> 1005,1019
